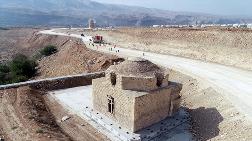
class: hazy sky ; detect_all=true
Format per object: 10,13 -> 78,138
93,0 -> 250,17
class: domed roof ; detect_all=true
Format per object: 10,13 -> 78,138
107,57 -> 163,77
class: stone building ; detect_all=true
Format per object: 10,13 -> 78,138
92,58 -> 181,132
88,18 -> 95,29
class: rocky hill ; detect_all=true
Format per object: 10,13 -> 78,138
1,0 -> 252,27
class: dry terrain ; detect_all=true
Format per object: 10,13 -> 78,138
51,27 -> 252,140
35,36 -> 123,79
0,86 -> 109,141
0,28 -> 121,141
0,28 -> 123,79
44,94 -> 110,141
57,27 -> 252,71
0,86 -> 71,141
0,28 -> 40,62
168,69 -> 252,141
1,27 -> 252,141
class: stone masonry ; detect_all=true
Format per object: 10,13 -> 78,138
92,58 -> 181,132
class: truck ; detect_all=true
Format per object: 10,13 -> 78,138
93,35 -> 103,43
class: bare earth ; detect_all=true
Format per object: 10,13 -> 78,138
0,28 -> 121,141
168,70 -> 252,141
0,28 -> 122,79
35,37 -> 123,79
0,28 -> 39,62
48,28 -> 252,141
44,94 -> 109,141
56,27 -> 252,71
0,87 -> 71,141
1,27 -> 252,141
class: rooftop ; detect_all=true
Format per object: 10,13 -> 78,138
107,58 -> 164,77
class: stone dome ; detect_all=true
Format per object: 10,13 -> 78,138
107,57 -> 163,77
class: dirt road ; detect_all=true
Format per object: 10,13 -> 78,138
53,28 -> 252,71
40,29 -> 252,121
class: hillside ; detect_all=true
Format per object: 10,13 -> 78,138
0,28 -> 122,79
1,0 -> 252,27
60,27 -> 252,71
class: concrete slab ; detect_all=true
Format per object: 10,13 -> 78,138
49,86 -> 193,141
51,86 -> 93,111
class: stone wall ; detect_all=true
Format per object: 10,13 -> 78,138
0,72 -> 105,91
93,73 -> 178,132
120,74 -> 169,92
92,76 -> 136,132
134,88 -> 172,131
121,76 -> 157,91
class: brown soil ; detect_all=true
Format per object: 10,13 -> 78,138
2,27 -> 252,140
0,28 -> 125,141
0,28 -> 75,62
0,28 -> 40,62
35,36 -> 123,79
0,28 -> 123,141
168,69 -> 252,141
0,86 -> 71,141
61,27 -> 252,71
44,94 -> 110,141
0,28 -> 123,79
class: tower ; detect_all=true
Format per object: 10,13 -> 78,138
89,18 -> 95,29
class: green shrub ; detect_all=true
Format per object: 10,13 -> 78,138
10,54 -> 37,78
40,45 -> 57,56
32,53 -> 43,60
0,64 -> 10,73
0,27 -> 9,30
0,54 -> 37,85
10,74 -> 28,83
36,128 -> 44,134
11,126 -> 18,130
0,64 -> 10,85
0,72 -> 5,84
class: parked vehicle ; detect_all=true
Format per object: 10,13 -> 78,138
93,35 -> 103,43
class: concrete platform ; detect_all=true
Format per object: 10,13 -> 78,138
50,86 -> 193,141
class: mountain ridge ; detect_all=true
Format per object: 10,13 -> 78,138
0,0 -> 251,27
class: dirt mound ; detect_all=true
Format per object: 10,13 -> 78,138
168,69 -> 252,141
0,86 -> 71,141
36,37 -> 123,79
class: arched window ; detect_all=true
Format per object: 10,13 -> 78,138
110,72 -> 116,86
107,96 -> 114,114
156,73 -> 163,87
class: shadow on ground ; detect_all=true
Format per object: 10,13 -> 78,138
189,107 -> 223,141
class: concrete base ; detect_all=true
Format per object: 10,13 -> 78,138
50,86 -> 193,141
84,106 -> 192,141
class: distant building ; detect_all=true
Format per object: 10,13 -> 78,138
92,58 -> 182,132
153,25 -> 160,28
233,24 -> 239,28
238,24 -> 247,28
89,18 -> 95,29
248,24 -> 252,29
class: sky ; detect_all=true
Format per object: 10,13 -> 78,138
93,0 -> 251,17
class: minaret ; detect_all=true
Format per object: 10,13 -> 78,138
88,18 -> 95,29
